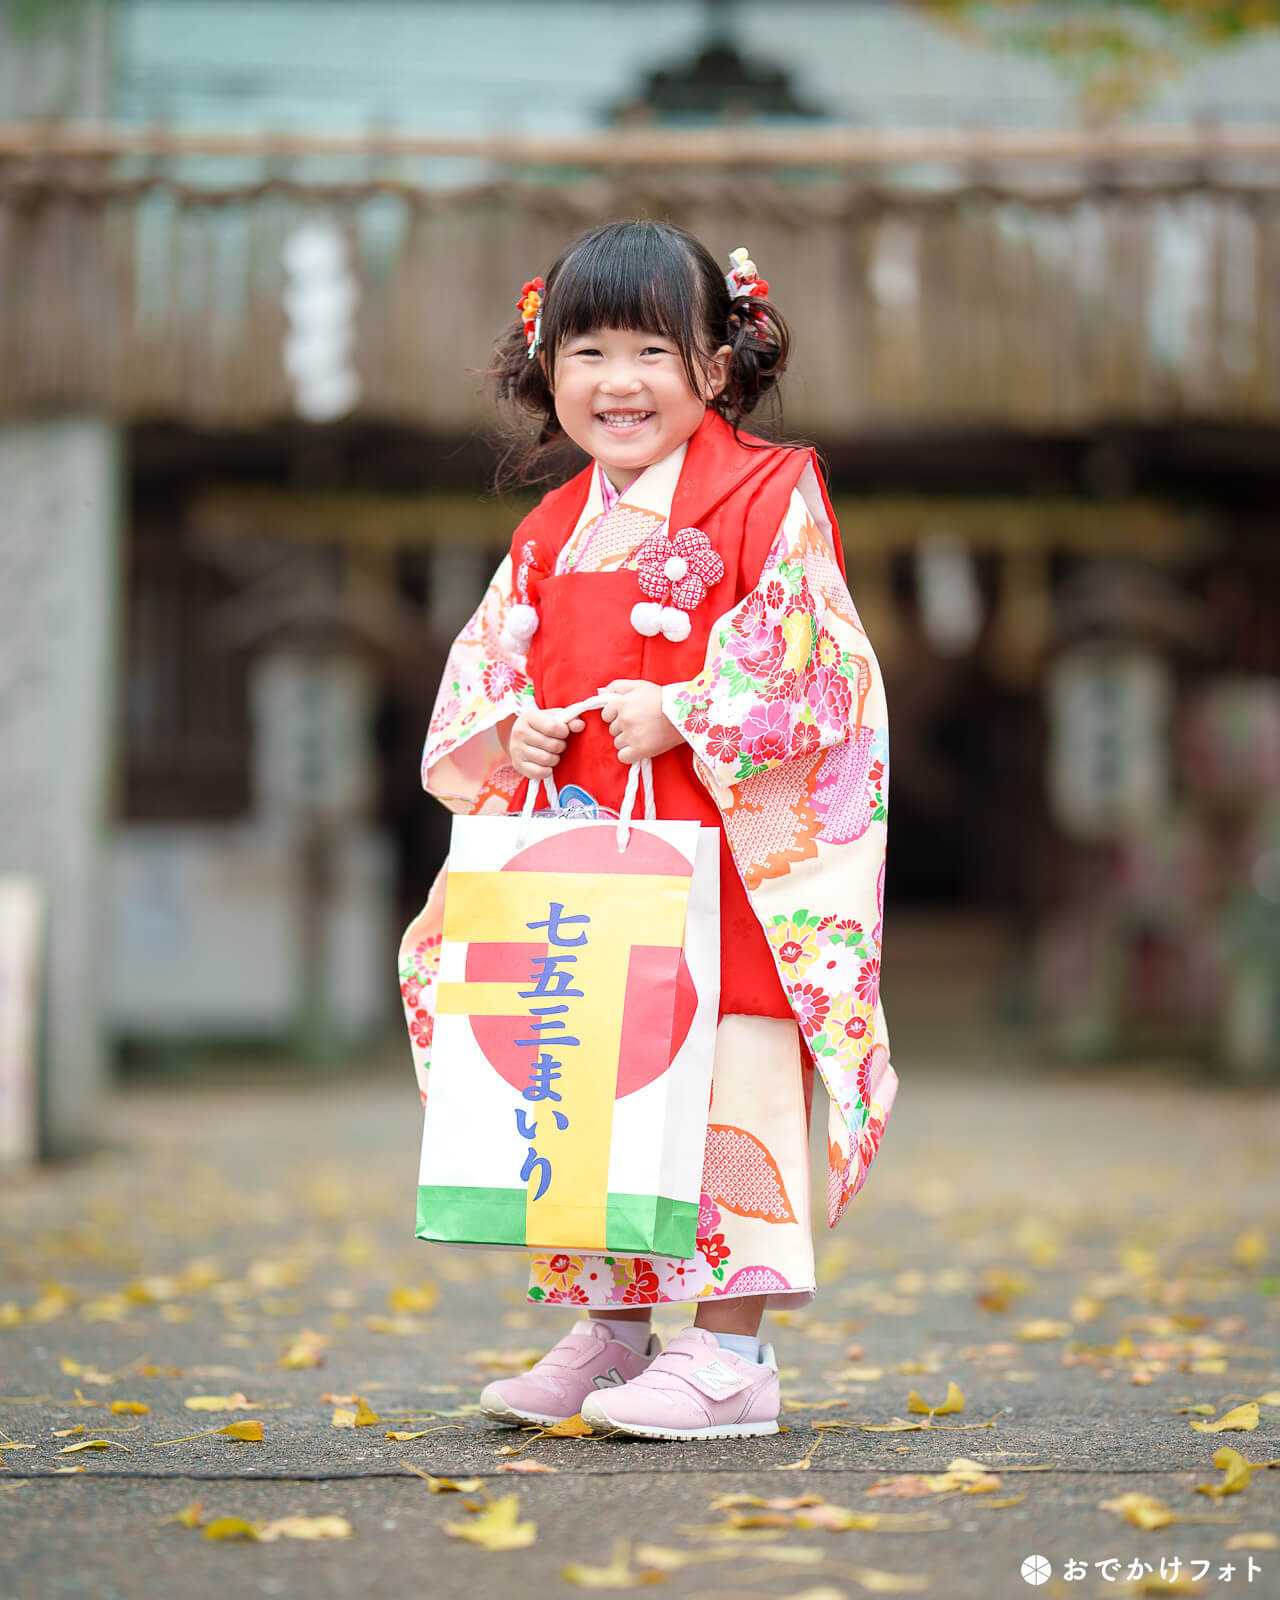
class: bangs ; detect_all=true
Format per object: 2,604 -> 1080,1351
543,222 -> 709,382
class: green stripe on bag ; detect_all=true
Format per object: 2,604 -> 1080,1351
417,1184 -> 528,1246
606,1194 -> 699,1259
418,1185 -> 700,1257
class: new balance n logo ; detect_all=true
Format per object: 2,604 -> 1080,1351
691,1359 -> 739,1393
591,1367 -> 626,1390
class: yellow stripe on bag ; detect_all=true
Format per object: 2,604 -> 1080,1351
441,872 -> 690,946
434,982 -> 528,1015
442,869 -> 691,1249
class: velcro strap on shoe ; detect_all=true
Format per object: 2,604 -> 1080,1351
683,1357 -> 752,1400
551,1338 -> 601,1371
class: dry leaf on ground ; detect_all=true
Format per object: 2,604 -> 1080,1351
331,1399 -> 379,1429
1190,1403 -> 1259,1434
444,1492 -> 536,1550
258,1515 -> 353,1541
906,1382 -> 965,1416
183,1394 -> 260,1413
561,1537 -> 667,1588
1194,1446 -> 1257,1497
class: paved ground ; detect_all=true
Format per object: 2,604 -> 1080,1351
1,1036 -> 1278,1600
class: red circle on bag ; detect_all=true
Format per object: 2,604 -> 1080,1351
464,824 -> 699,1099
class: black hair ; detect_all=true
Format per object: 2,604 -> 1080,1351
487,218 -> 792,487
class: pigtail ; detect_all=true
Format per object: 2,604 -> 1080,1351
718,293 -> 791,421
483,315 -> 576,491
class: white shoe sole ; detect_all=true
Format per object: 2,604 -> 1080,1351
479,1393 -> 574,1427
581,1396 -> 778,1440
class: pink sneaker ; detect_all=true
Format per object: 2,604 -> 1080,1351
579,1326 -> 780,1440
478,1321 -> 660,1426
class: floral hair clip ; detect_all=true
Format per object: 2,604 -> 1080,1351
725,246 -> 770,332
517,276 -> 545,360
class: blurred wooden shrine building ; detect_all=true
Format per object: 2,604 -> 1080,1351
4,23 -> 1280,1112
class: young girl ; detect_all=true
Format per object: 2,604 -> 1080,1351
400,219 -> 896,1441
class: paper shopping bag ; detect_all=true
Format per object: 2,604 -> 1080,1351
415,768 -> 719,1260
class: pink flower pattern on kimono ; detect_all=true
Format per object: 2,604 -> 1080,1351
810,730 -> 875,845
665,529 -> 864,791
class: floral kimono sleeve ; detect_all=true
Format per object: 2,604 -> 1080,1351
419,548 -> 537,814
661,479 -> 878,795
661,472 -> 894,1229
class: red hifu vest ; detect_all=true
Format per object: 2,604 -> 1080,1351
504,410 -> 845,1020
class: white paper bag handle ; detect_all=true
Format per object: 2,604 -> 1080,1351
516,692 -> 655,849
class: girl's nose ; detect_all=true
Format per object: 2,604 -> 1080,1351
599,365 -> 643,394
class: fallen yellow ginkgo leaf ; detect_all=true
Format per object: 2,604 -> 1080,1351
167,1502 -> 204,1528
424,1476 -> 484,1494
1231,1228 -> 1267,1267
153,1421 -> 264,1446
906,1382 -> 964,1416
1015,1319 -> 1073,1342
58,1439 -> 121,1454
1195,1446 -> 1263,1497
220,1422 -> 264,1442
540,1414 -> 593,1438
502,1460 -> 558,1474
183,1394 -> 260,1413
257,1515 -> 353,1542
1225,1532 -> 1280,1549
444,1493 -> 536,1550
204,1517 -> 263,1542
1190,1403 -> 1259,1434
109,1401 -> 149,1415
561,1537 -> 667,1588
388,1282 -> 438,1314
385,1431 -> 429,1442
1100,1491 -> 1174,1529
331,1398 -> 379,1429
279,1340 -> 325,1370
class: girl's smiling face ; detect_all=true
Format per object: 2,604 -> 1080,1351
549,326 -> 731,491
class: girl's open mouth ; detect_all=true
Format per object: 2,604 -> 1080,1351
596,411 -> 654,432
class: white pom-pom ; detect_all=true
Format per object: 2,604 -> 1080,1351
664,555 -> 689,582
630,601 -> 663,637
499,603 -> 539,654
658,606 -> 692,642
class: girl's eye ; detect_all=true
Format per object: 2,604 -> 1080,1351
643,345 -> 673,356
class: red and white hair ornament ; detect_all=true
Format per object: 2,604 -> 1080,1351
517,276 -> 545,360
500,540 -> 543,653
725,246 -> 770,331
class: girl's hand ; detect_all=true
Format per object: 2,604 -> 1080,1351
600,680 -> 686,765
509,706 -> 586,780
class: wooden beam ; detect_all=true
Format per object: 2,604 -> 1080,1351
4,121 -> 1280,167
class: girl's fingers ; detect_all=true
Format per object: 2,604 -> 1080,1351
568,718 -> 585,733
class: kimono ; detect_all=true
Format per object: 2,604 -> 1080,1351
400,407 -> 897,1305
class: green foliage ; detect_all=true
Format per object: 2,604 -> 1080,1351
5,0 -> 94,39
918,0 -> 1280,115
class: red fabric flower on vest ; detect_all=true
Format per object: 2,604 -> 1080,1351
631,526 -> 725,642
